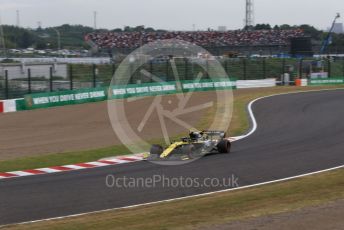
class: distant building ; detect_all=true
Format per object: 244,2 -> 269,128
218,26 -> 227,32
332,23 -> 344,34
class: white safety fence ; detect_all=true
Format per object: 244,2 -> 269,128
236,79 -> 277,89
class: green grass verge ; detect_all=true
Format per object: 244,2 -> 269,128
0,85 -> 344,172
0,146 -> 131,173
2,168 -> 343,230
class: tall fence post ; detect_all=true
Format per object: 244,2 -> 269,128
243,58 -> 247,80
129,62 -> 134,84
299,59 -> 303,79
225,59 -> 229,77
69,65 -> 74,90
205,60 -> 209,79
5,70 -> 9,99
281,58 -> 286,85
49,66 -> 53,92
112,63 -> 116,76
184,58 -> 189,80
28,68 -> 32,94
327,58 -> 331,78
282,58 -> 286,75
149,61 -> 153,83
262,58 -> 266,79
92,64 -> 97,88
166,59 -> 170,81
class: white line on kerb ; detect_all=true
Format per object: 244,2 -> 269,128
2,87 -> 344,227
232,87 -> 344,141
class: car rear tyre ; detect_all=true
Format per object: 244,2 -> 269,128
150,145 -> 164,156
217,140 -> 231,153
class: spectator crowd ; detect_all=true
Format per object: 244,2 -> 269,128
85,29 -> 305,49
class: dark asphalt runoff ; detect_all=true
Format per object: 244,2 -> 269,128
1,90 -> 344,225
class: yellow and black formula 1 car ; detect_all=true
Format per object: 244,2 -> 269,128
145,131 -> 231,161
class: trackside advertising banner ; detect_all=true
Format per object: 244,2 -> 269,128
24,79 -> 236,109
108,79 -> 236,99
309,78 -> 344,85
25,87 -> 107,109
181,79 -> 236,92
109,82 -> 177,99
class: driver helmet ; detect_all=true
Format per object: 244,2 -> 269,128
190,131 -> 202,140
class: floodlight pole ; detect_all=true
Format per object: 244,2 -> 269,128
52,28 -> 61,56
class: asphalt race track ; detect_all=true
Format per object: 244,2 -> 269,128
1,90 -> 344,225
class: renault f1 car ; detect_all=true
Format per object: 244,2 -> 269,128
145,131 -> 231,161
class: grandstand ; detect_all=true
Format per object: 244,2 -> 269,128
85,29 -> 305,56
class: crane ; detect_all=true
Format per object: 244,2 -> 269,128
320,13 -> 341,54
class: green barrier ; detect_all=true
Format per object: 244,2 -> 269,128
15,99 -> 26,111
23,79 -> 237,110
309,78 -> 344,85
25,87 -> 107,109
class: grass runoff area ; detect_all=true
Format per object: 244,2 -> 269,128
0,85 -> 344,173
2,167 -> 344,229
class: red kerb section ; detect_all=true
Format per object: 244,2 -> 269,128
0,101 -> 4,113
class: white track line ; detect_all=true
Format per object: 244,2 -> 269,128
230,97 -> 259,141
2,87 -> 344,227
232,87 -> 344,141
